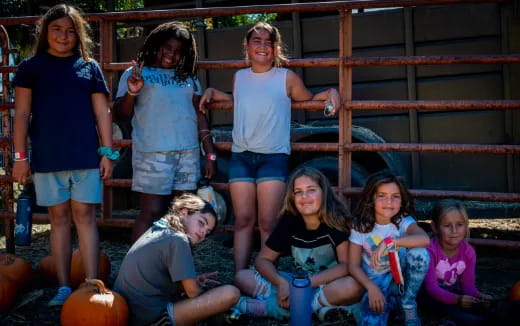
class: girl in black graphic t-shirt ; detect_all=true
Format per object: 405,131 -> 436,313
233,167 -> 364,321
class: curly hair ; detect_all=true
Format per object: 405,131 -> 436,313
282,166 -> 352,234
34,4 -> 93,61
353,170 -> 415,233
163,193 -> 217,234
243,22 -> 287,67
137,21 -> 198,83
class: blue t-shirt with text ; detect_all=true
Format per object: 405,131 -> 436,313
13,53 -> 109,172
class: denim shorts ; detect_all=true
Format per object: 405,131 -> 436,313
33,169 -> 101,206
132,148 -> 200,195
228,151 -> 289,184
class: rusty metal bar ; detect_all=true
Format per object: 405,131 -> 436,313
1,0 -> 503,25
214,141 -> 339,152
345,143 -> 520,154
0,66 -> 17,73
338,9 -> 353,197
189,100 -> 520,111
468,238 -> 520,250
4,99 -> 520,114
344,54 -> 520,66
343,187 -> 520,202
344,100 -> 520,110
101,54 -> 520,72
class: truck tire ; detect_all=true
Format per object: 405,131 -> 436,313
295,156 -> 369,187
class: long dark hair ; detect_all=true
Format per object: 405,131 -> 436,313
354,170 -> 415,233
282,167 -> 351,234
34,4 -> 92,61
137,21 -> 198,82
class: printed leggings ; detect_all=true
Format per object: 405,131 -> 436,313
359,247 -> 429,326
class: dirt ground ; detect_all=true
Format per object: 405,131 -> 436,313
0,218 -> 519,326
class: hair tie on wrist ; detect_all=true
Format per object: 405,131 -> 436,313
98,146 -> 120,161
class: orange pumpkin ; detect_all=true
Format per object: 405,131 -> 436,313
38,250 -> 111,288
509,281 -> 520,302
38,255 -> 57,284
61,279 -> 128,326
0,274 -> 17,313
0,253 -> 33,290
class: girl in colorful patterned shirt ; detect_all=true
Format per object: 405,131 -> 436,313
349,171 -> 430,326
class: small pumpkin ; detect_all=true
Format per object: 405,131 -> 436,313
38,250 -> 111,288
509,281 -> 520,302
61,279 -> 128,326
0,253 -> 33,289
38,255 -> 56,284
0,274 -> 17,313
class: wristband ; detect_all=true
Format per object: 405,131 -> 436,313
14,152 -> 27,160
206,153 -> 217,161
97,146 -> 120,161
384,237 -> 395,251
127,90 -> 140,97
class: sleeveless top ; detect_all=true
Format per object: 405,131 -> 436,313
232,67 -> 291,154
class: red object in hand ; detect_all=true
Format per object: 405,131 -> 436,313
388,250 -> 404,285
384,237 -> 404,285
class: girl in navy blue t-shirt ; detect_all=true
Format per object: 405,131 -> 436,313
12,4 -> 115,306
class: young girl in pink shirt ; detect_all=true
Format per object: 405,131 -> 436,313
422,199 -> 494,325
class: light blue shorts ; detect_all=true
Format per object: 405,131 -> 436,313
132,148 -> 200,195
33,169 -> 102,206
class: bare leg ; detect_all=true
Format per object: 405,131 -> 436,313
131,193 -> 171,243
257,180 -> 286,249
173,285 -> 240,326
234,269 -> 259,296
71,201 -> 99,279
322,276 -> 364,305
48,201 -> 72,286
230,182 -> 257,273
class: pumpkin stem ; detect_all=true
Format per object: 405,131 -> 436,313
85,278 -> 109,294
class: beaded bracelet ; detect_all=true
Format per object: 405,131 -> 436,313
98,146 -> 120,161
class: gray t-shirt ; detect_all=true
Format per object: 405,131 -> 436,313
116,67 -> 202,152
114,224 -> 196,326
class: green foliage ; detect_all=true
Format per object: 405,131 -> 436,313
212,13 -> 277,29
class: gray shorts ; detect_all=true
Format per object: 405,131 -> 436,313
132,148 -> 200,195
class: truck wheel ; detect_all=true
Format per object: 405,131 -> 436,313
295,156 -> 369,187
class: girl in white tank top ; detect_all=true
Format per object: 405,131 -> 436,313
199,22 -> 342,278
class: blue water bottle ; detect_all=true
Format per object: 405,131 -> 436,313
14,185 -> 33,246
290,268 -> 313,326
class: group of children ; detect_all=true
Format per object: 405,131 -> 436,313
10,3 -> 518,326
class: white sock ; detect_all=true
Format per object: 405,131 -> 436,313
311,286 -> 332,313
